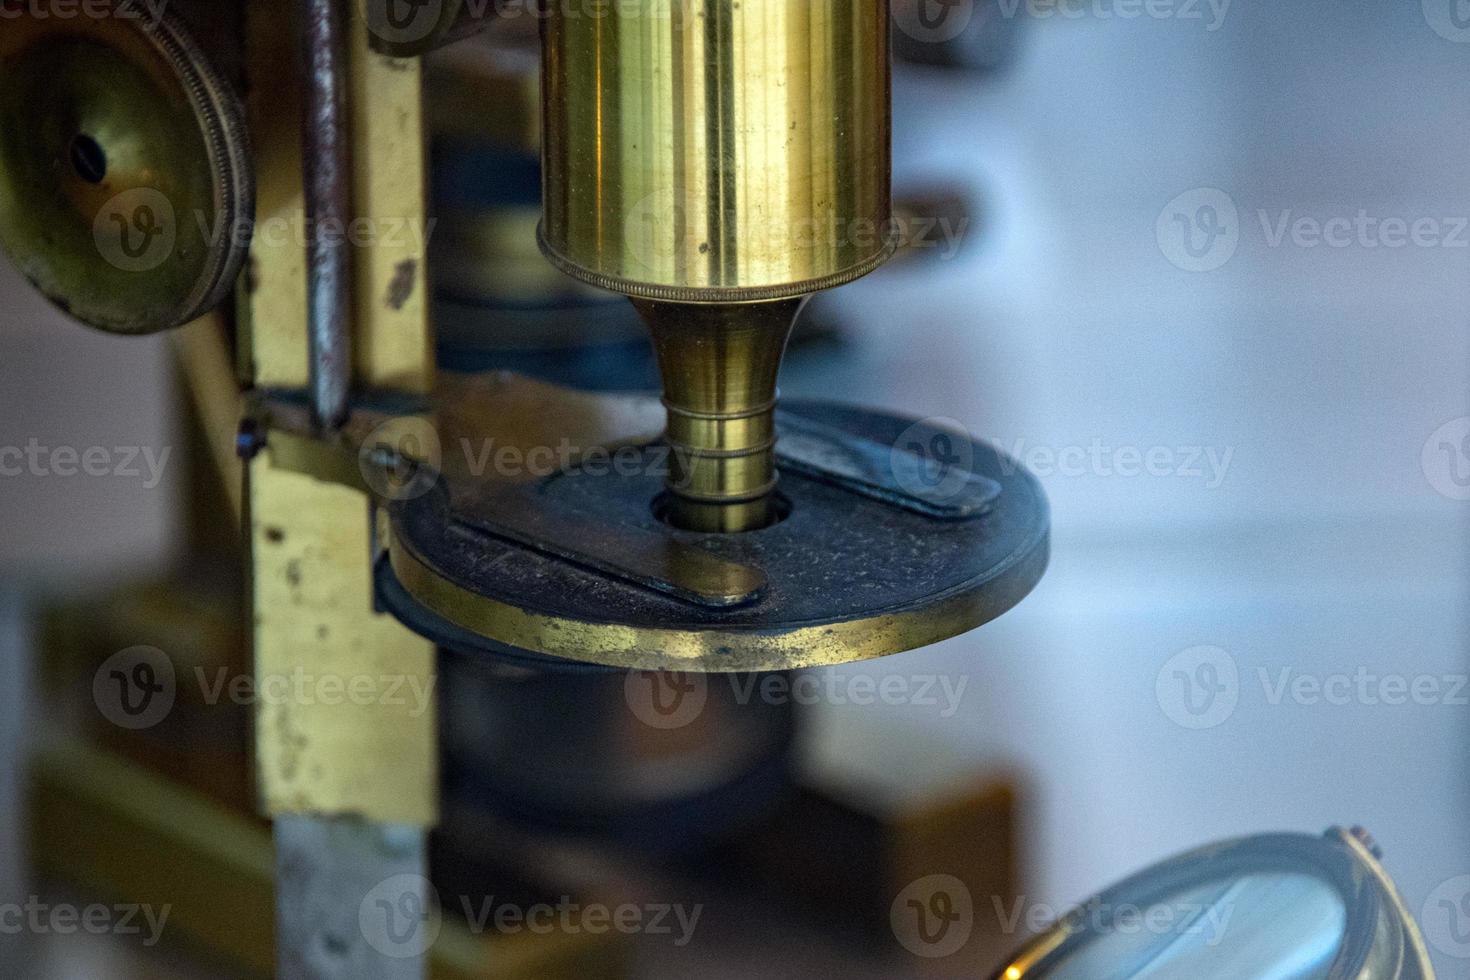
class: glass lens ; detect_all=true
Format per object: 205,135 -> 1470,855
1042,871 -> 1347,980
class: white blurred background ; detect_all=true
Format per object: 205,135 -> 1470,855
803,3 -> 1470,974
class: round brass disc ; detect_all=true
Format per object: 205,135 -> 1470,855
0,6 -> 252,334
376,401 -> 1050,673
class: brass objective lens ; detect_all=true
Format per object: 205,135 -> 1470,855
539,0 -> 895,531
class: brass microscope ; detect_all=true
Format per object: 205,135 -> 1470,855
0,1 -> 1436,978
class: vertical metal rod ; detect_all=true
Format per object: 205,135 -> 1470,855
304,0 -> 352,430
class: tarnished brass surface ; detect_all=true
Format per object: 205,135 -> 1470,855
242,0 -> 311,387
539,0 -> 894,301
0,7 -> 252,334
452,491 -> 769,606
249,456 -> 438,826
347,4 -> 436,394
637,298 -> 804,532
244,0 -> 437,827
244,0 -> 433,395
386,524 -> 1044,673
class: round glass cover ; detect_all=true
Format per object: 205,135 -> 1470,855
995,830 -> 1435,980
1043,871 -> 1347,980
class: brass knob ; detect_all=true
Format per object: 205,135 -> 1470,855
0,6 -> 253,335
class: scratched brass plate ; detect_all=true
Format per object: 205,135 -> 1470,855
377,395 -> 1049,674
